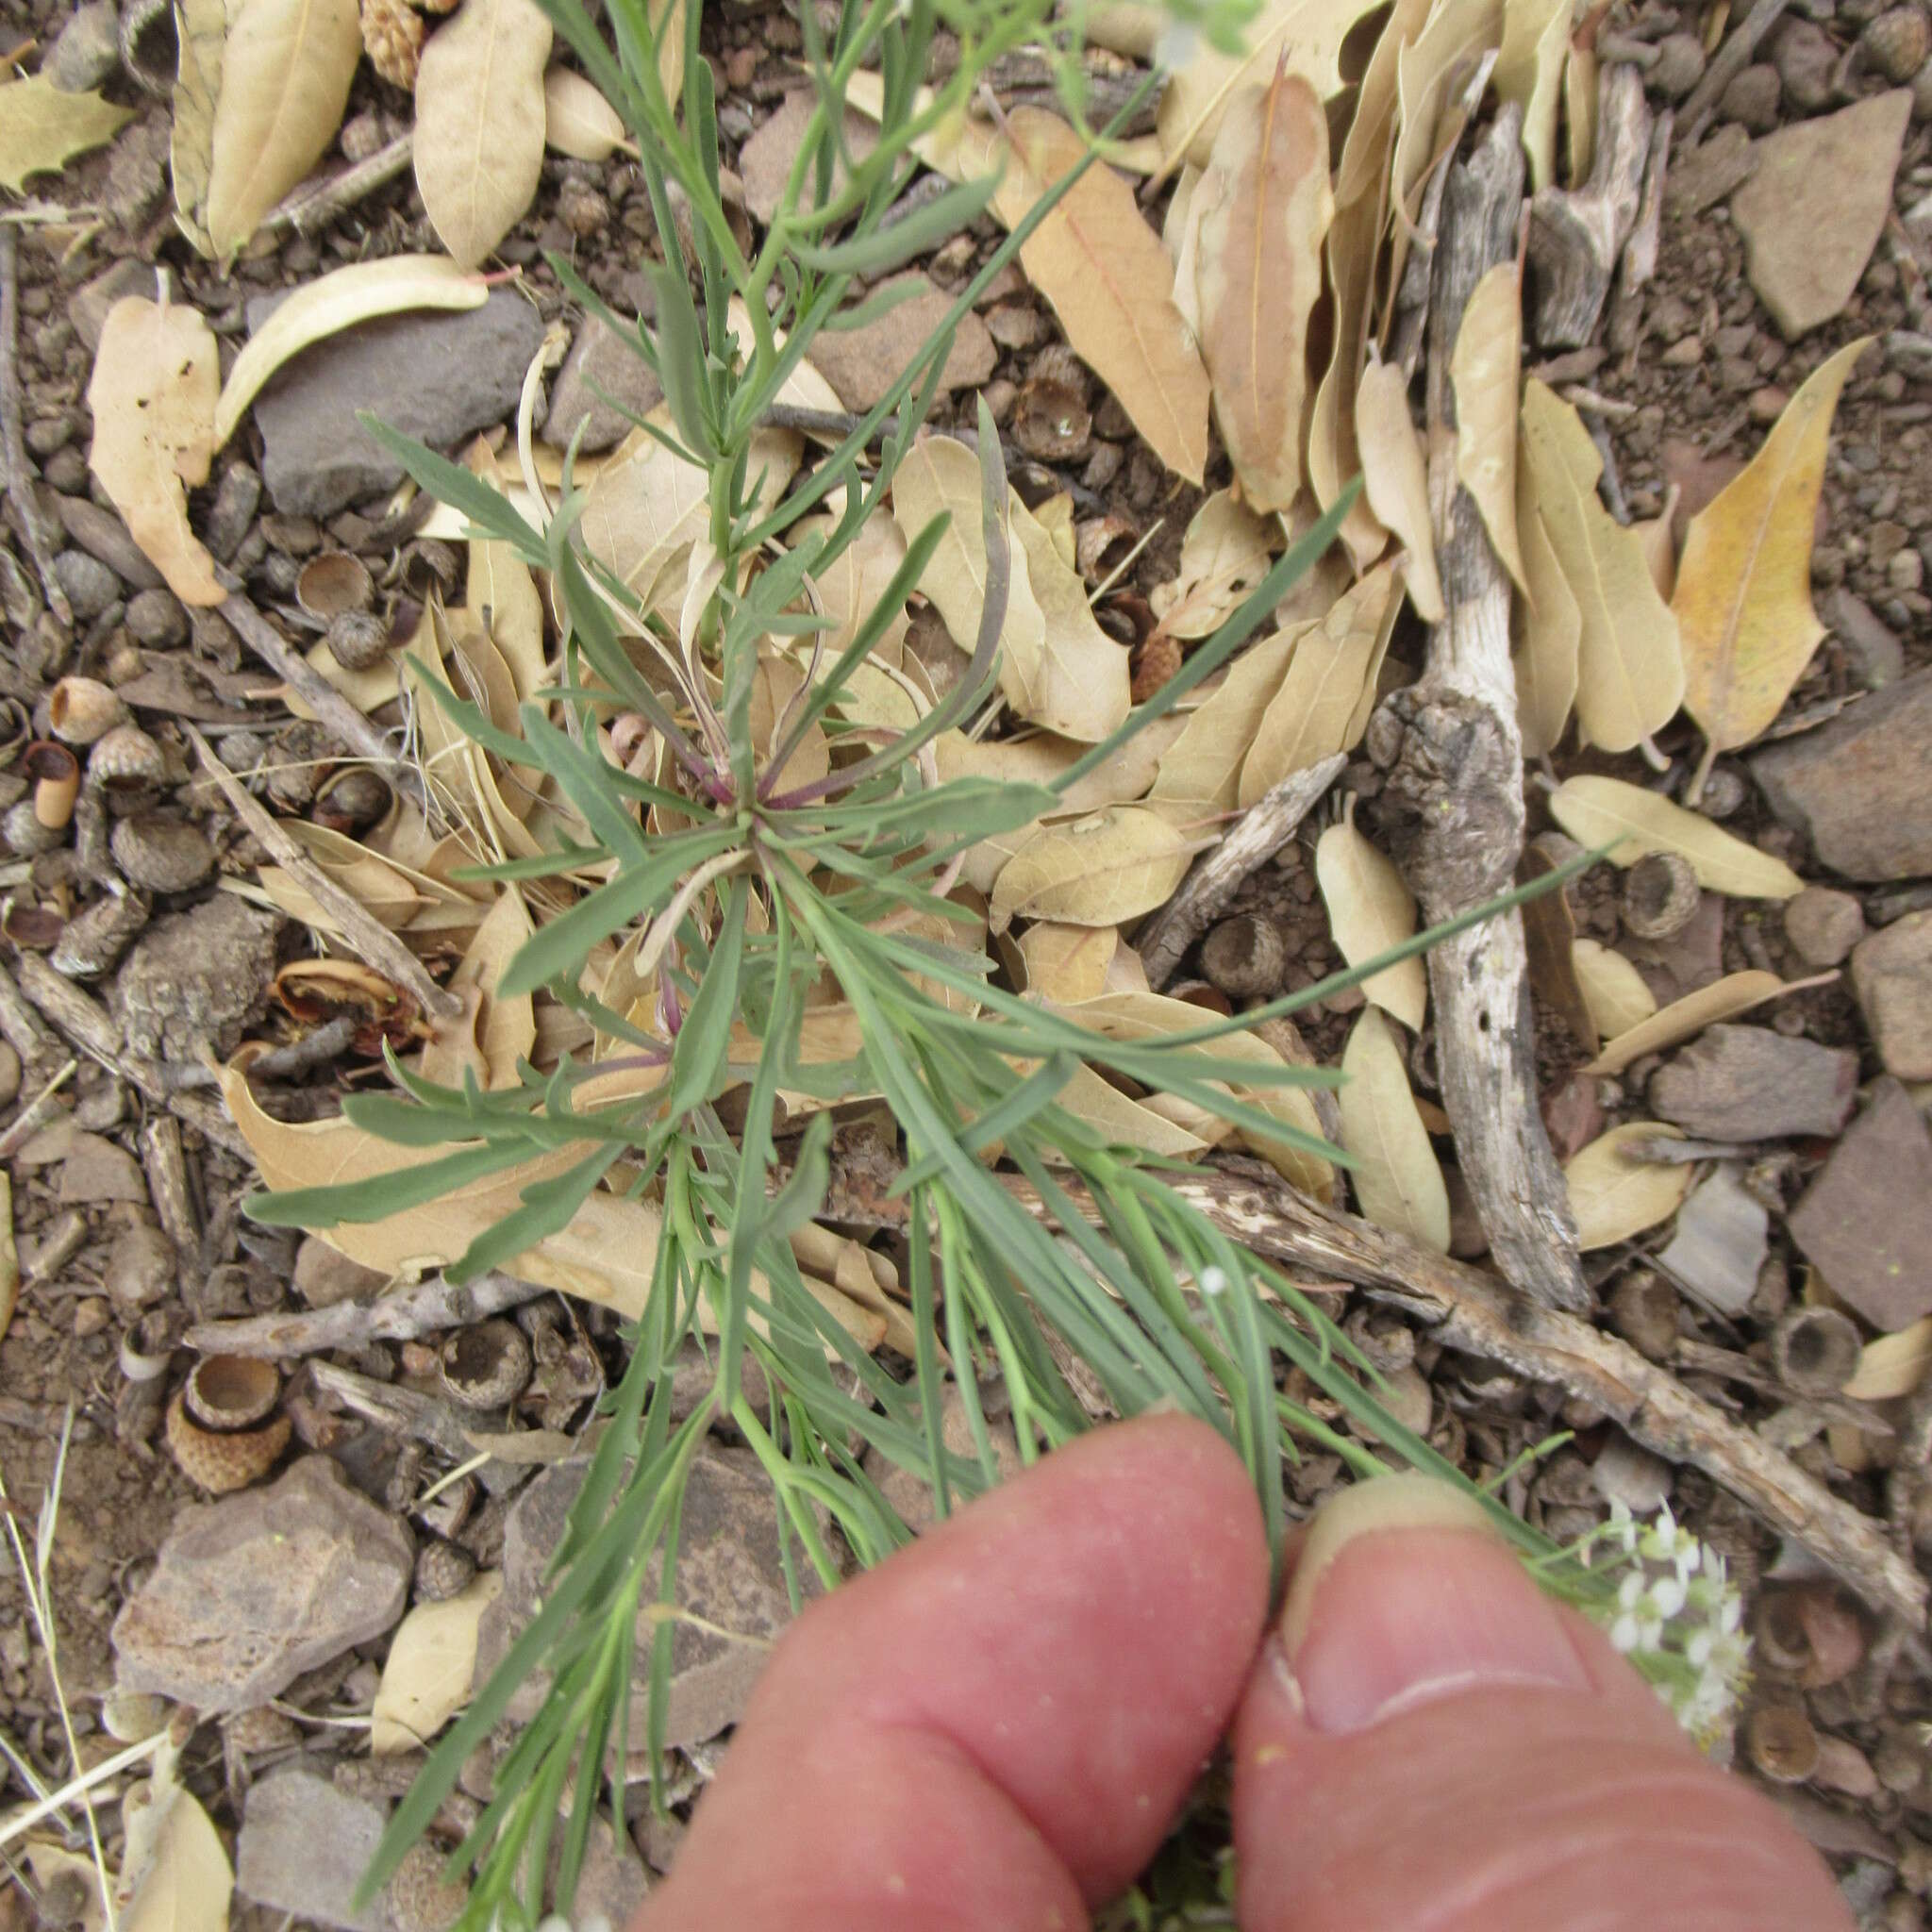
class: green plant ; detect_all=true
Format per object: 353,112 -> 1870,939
239,0 -> 1732,1922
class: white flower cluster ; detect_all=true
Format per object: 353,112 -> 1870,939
1594,1503 -> 1749,1739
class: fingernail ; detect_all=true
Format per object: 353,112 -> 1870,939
1279,1473 -> 1592,1734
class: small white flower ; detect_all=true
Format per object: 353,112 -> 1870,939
1618,1573 -> 1646,1610
1610,1613 -> 1642,1654
1649,1575 -> 1688,1620
1199,1265 -> 1228,1296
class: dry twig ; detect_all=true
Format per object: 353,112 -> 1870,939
186,1269 -> 543,1357
0,228 -> 71,627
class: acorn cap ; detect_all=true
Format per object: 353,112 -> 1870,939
1769,1304 -> 1862,1400
1619,852 -> 1700,941
87,724 -> 166,790
440,1319 -> 532,1409
295,551 -> 374,621
413,1537 -> 478,1602
1742,1702 -> 1818,1784
184,1354 -> 282,1430
165,1391 -> 291,1493
49,890 -> 149,979
48,676 -> 130,746
111,813 -> 214,893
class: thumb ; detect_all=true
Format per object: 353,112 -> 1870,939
1231,1474 -> 1853,1932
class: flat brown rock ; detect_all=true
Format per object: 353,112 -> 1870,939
804,273 -> 997,412
1850,911 -> 1932,1080
1787,1080 -> 1932,1333
1647,1025 -> 1857,1141
1729,91 -> 1910,338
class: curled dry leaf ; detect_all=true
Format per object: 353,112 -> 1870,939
793,509 -> 910,667
204,0 -> 362,258
215,256 -> 490,446
1584,970 -> 1795,1076
412,0 -> 554,269
1511,493 -> 1581,757
0,77 -> 132,192
1340,1005 -> 1450,1253
1449,260 -> 1528,594
1315,796 -> 1427,1031
1390,0 -> 1504,288
988,807 -> 1191,932
1570,936 -> 1657,1041
1549,774 -> 1805,899
1674,339 -> 1868,771
370,1571 -> 503,1753
932,715 -> 1182,818
1150,489 -> 1277,640
1357,358 -> 1444,623
1519,380 -> 1683,752
1494,0 -> 1569,189
86,297 -> 225,608
170,0 -> 230,254
577,415 -> 714,609
1008,497 -> 1132,742
1565,1122 -> 1691,1250
1240,559 -> 1399,804
1192,71 -> 1332,513
543,64 -> 632,159
1146,626 -> 1302,824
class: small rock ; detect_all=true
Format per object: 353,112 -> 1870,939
72,258 -> 152,354
248,291 -> 547,516
1826,589 -> 1905,690
1667,125 -> 1758,217
1624,891 -> 1724,1005
125,586 -> 188,647
1648,1025 -> 1858,1140
105,1220 -> 176,1311
803,273 -> 997,412
203,463 -> 262,564
1788,1079 -> 1932,1331
1753,666 -> 1932,878
739,92 -> 877,225
111,1457 -> 414,1712
51,548 -> 121,622
1657,1163 -> 1771,1317
1730,91 -> 1913,337
476,1445 -> 814,1749
985,302 -> 1041,349
236,1768 -> 389,1932
1591,1433 -> 1674,1513
293,1235 -> 388,1307
1720,62 -> 1784,131
1771,16 -> 1841,110
56,493 -> 165,590
1784,886 -> 1867,967
115,895 -> 279,1061
1650,31 -> 1707,96
1850,910 -> 1932,1078
542,315 -> 665,455
58,1132 -> 149,1205
46,0 -> 121,91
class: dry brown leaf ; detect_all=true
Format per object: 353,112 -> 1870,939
1390,0 -> 1504,277
1009,497 -> 1132,741
988,807 -> 1191,932
1549,774 -> 1804,899
1566,1122 -> 1690,1249
1571,937 -> 1657,1041
216,256 -> 489,445
1315,796 -> 1426,1030
1674,339 -> 1867,772
451,886 -> 536,1086
204,0 -> 362,258
1240,560 -> 1399,804
1150,489 -> 1277,640
1192,72 -> 1332,513
0,77 -> 133,192
412,0 -> 554,269
1635,491 -> 1678,602
86,297 -> 225,608
465,534 -> 547,702
370,1572 -> 502,1753
577,416 -> 713,608
1519,379 -> 1683,751
1450,261 -> 1528,593
170,0 -> 235,254
793,508 -> 910,667
1146,626 -> 1302,824
1565,40 -> 1597,185
933,716 -> 1181,814
1019,923 -> 1121,1003
1584,971 -> 1797,1076
543,65 -> 632,159
1307,196 -> 1393,570
1494,0 -> 1569,189
1340,1005 -> 1449,1251
1511,497 -> 1580,756
1357,358 -> 1444,622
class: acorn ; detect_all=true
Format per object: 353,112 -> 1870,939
47,676 -> 130,746
296,551 -> 375,622
1200,912 -> 1290,1001
311,767 -> 393,838
87,724 -> 166,791
1010,377 -> 1092,463
111,813 -> 214,893
413,1536 -> 478,1602
1863,5 -> 1931,80
325,608 -> 392,672
49,889 -> 149,978
1619,853 -> 1700,940
165,1391 -> 291,1493
439,1319 -> 532,1409
1769,1304 -> 1863,1398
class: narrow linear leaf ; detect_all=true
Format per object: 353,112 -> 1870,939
1315,797 -> 1427,1031
1340,1005 -> 1449,1252
1511,495 -> 1580,757
1450,260 -> 1528,593
1357,358 -> 1444,622
1549,774 -> 1804,899
1584,970 -> 1795,1076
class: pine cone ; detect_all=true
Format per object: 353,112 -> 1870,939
360,0 -> 425,89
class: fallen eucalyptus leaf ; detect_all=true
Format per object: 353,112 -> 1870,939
86,297 -> 225,608
1450,260 -> 1528,593
1584,970 -> 1794,1076
1549,774 -> 1805,898
1357,358 -> 1444,622
1315,795 -> 1426,1030
122,1785 -> 230,1932
1019,922 -> 1120,1003
370,1572 -> 503,1754
1340,1005 -> 1449,1252
1511,491 -> 1581,756
1566,1121 -> 1691,1250
988,807 -> 1191,932
1571,936 -> 1657,1041
1844,1317 -> 1932,1402
170,0 -> 231,254
1146,625 -> 1302,824
543,64 -> 632,159
1009,496 -> 1132,742
0,77 -> 132,192
1150,489 -> 1277,640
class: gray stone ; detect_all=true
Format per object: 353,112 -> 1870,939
1648,1025 -> 1858,1141
1826,590 -> 1905,691
51,548 -> 122,621
294,1235 -> 389,1307
1788,1080 -> 1932,1332
1784,886 -> 1866,969
1850,910 -> 1932,1079
236,1768 -> 389,1932
740,91 -> 878,225
73,258 -> 154,355
804,273 -> 998,413
203,462 -> 262,564
1667,125 -> 1757,217
476,1445 -> 817,1749
1657,1163 -> 1770,1317
55,493 -> 165,590
125,587 -> 189,647
248,291 -> 546,515
1753,668 -> 1932,880
115,894 -> 279,1061
47,0 -> 121,91
542,315 -> 664,455
112,1457 -> 414,1713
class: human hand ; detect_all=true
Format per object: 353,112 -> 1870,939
636,1413 -> 1853,1930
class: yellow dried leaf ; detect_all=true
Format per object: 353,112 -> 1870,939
1340,1005 -> 1449,1251
794,509 -> 909,667
1519,380 -> 1683,751
1674,339 -> 1868,766
1635,493 -> 1677,601
1570,937 -> 1657,1041
452,885 -> 536,1087
1565,41 -> 1597,185
170,0 -> 234,254
1357,358 -> 1444,622
1450,261 -> 1528,593
1566,1122 -> 1691,1249
122,1787 -> 230,1932
370,1572 -> 502,1753
1306,192 -> 1393,570
1843,1318 -> 1932,1402
1019,923 -> 1120,1002
1584,970 -> 1794,1076
1315,796 -> 1426,1030
1150,489 -> 1277,641
0,77 -> 132,192
216,256 -> 489,446
204,0 -> 362,257
466,535 -> 547,702
413,0 -> 553,268
1549,774 -> 1804,899
1193,72 -> 1332,513
86,297 -> 225,608
1009,497 -> 1132,741
543,65 -> 631,159
577,416 -> 713,608
988,807 -> 1191,931
1390,0 -> 1504,265
1146,627 -> 1302,823
1511,497 -> 1580,756
1494,0 -> 1569,189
